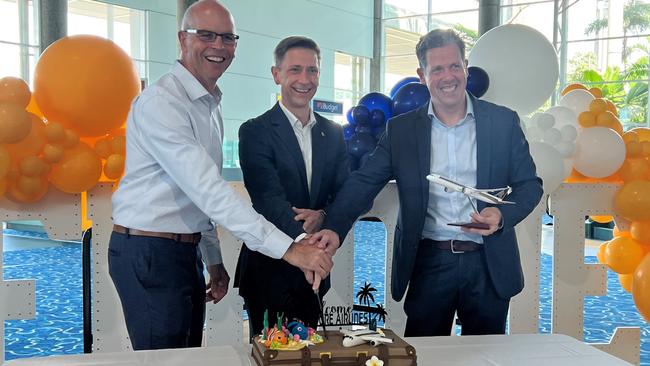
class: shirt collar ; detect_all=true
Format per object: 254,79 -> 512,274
427,92 -> 474,126
279,101 -> 317,128
172,61 -> 222,102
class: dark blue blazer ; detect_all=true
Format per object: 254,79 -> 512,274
323,96 -> 543,301
234,102 -> 349,300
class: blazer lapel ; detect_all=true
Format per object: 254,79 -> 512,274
414,106 -> 432,213
270,103 -> 309,193
309,115 -> 327,208
472,97 -> 492,211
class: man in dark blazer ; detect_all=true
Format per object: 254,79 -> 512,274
315,29 -> 543,336
235,36 -> 349,337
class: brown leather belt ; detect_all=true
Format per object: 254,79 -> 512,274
113,224 -> 201,245
421,239 -> 483,253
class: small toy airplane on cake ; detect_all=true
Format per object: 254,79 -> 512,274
426,174 -> 515,205
340,329 -> 393,347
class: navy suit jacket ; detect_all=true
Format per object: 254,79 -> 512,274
323,96 -> 543,302
235,102 -> 349,301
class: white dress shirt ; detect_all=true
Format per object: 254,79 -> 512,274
422,93 -> 483,244
112,61 -> 294,265
278,102 -> 317,191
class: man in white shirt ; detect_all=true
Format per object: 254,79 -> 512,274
109,0 -> 334,350
234,36 -> 349,338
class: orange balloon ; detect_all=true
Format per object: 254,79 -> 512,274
48,142 -> 102,193
26,94 -> 44,119
605,236 -> 645,274
597,242 -> 608,264
0,76 -> 31,108
33,35 -> 140,137
589,98 -> 608,113
19,156 -> 48,177
561,83 -> 588,95
63,129 -> 79,148
631,221 -> 650,245
591,215 -> 614,224
630,127 -> 650,142
642,141 -> 650,158
589,87 -> 603,98
633,255 -> 650,321
42,143 -> 64,164
618,158 -> 650,182
17,175 -> 45,195
44,122 -> 66,143
595,111 -> 623,135
626,141 -> 643,158
4,114 -> 47,164
0,145 -> 9,178
614,180 -> 650,221
104,153 -> 125,180
605,100 -> 618,116
94,138 -> 112,159
111,136 -> 126,155
5,176 -> 49,203
624,131 -> 640,144
620,273 -> 633,293
0,178 -> 6,198
578,111 -> 597,128
0,103 -> 32,144
614,225 -> 631,238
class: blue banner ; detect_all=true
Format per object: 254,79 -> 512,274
313,99 -> 343,114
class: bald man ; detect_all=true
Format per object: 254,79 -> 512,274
108,0 -> 334,350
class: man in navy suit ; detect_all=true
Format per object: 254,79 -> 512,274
314,29 -> 542,336
235,36 -> 349,337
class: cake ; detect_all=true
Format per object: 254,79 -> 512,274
252,329 -> 417,366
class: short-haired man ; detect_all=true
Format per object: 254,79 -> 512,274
235,36 -> 349,337
313,29 -> 543,336
109,1 -> 334,350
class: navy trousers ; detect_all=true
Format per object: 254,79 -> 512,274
403,243 -> 510,337
108,232 -> 205,350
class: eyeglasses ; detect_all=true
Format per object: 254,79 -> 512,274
183,29 -> 239,45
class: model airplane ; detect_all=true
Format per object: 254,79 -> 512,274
426,174 -> 515,205
340,329 -> 394,347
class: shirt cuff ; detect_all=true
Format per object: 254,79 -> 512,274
256,227 -> 294,259
199,229 -> 222,266
294,232 -> 307,243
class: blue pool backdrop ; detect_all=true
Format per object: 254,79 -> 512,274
3,221 -> 650,364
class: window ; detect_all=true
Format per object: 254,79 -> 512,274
334,52 -> 370,124
0,0 -> 39,84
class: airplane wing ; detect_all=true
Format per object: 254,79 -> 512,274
359,335 -> 394,346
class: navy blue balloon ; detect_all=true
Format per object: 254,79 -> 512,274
372,124 -> 386,139
392,83 -> 430,116
351,105 -> 370,126
347,132 -> 376,158
389,76 -> 420,99
466,66 -> 490,98
359,92 -> 393,120
369,109 -> 385,128
342,123 -> 355,140
346,108 -> 354,124
355,125 -> 373,134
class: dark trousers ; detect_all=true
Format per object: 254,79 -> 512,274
108,232 -> 205,350
244,286 -> 320,339
403,243 -> 510,337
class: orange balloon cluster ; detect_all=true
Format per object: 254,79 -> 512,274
0,35 -> 138,204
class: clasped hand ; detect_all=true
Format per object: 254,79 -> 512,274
282,229 -> 341,290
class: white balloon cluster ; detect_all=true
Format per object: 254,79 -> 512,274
523,111 -> 578,193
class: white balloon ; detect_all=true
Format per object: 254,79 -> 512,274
560,125 -> 578,142
563,158 -> 574,179
574,127 -> 626,178
526,126 -> 543,142
537,113 -> 555,131
543,128 -> 562,145
529,142 -> 565,194
559,89 -> 594,116
468,24 -> 559,115
545,106 -> 577,129
556,141 -> 576,157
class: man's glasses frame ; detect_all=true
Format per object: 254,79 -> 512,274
182,29 -> 239,45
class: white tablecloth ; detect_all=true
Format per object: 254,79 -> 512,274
3,334 -> 631,366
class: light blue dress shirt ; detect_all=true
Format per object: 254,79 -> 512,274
422,93 -> 483,244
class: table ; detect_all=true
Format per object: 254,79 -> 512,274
3,334 -> 632,366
